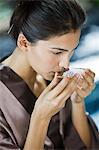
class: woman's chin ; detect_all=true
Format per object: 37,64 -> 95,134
43,73 -> 54,81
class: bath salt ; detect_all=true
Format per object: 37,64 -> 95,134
63,68 -> 86,78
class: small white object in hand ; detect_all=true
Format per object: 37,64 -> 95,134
63,68 -> 86,78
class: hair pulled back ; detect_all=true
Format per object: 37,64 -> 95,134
9,0 -> 86,43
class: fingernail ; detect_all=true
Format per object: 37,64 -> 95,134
83,72 -> 88,77
75,73 -> 79,76
74,74 -> 79,79
57,75 -> 63,79
54,72 -> 58,81
55,72 -> 58,78
77,85 -> 83,90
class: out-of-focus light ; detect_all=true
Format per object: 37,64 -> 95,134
70,55 -> 99,82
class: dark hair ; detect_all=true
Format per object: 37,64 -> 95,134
9,0 -> 86,44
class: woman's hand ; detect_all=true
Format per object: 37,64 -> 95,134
33,73 -> 79,120
71,69 -> 95,148
71,69 -> 95,103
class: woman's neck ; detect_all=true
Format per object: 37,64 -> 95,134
2,47 -> 37,90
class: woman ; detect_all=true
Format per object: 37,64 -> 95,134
0,0 -> 99,149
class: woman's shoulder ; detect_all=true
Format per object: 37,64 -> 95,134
0,63 -> 20,106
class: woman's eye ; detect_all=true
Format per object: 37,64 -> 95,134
52,52 -> 62,54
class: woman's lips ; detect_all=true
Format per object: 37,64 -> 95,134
57,72 -> 64,76
51,68 -> 70,76
57,68 -> 69,76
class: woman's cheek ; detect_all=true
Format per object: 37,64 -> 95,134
47,55 -> 58,66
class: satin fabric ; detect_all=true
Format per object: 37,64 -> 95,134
0,64 -> 99,149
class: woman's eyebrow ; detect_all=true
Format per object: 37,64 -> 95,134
50,44 -> 79,51
51,47 -> 69,51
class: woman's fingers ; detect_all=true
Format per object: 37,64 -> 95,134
77,88 -> 86,98
77,69 -> 95,90
77,78 -> 88,90
55,75 -> 78,103
71,91 -> 82,103
76,81 -> 95,99
49,76 -> 70,98
76,70 -> 95,98
76,87 -> 90,98
42,72 -> 60,95
82,72 -> 94,88
85,69 -> 95,78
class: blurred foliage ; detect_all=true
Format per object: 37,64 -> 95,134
78,0 -> 99,10
91,0 -> 99,5
0,2 -> 12,21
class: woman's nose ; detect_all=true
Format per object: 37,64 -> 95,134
59,57 -> 70,69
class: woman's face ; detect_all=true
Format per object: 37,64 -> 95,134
26,29 -> 81,81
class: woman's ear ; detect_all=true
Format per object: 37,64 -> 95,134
17,33 -> 31,51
